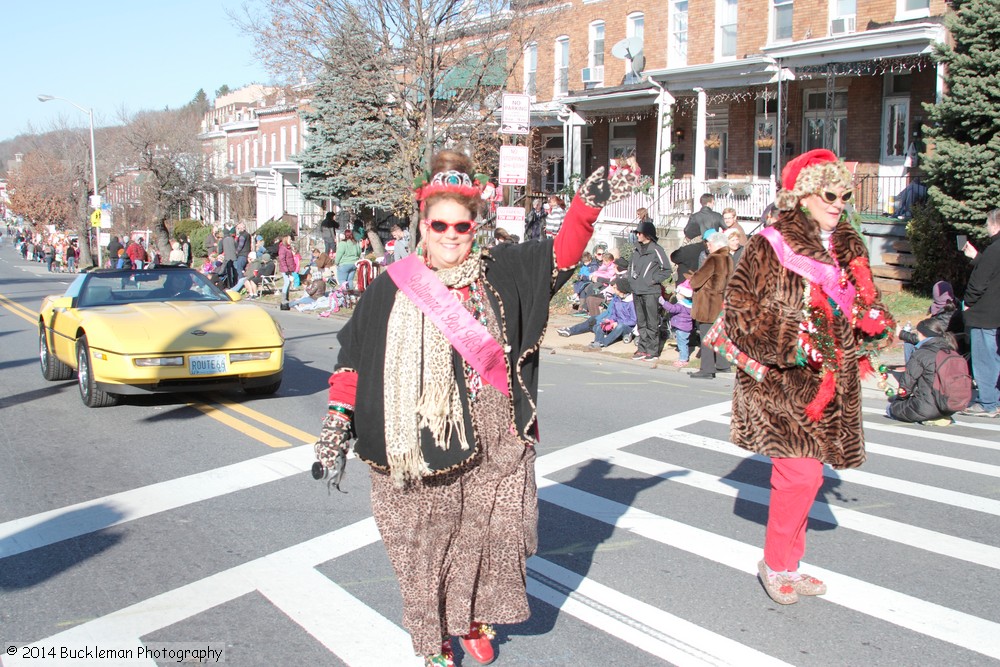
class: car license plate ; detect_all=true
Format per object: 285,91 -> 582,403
189,354 -> 227,375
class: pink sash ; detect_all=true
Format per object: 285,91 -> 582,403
759,227 -> 856,315
387,255 -> 510,397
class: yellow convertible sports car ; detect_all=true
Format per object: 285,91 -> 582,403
38,267 -> 284,407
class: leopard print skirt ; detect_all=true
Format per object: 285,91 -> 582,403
369,376 -> 538,657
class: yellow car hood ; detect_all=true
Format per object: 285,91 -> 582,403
80,302 -> 283,354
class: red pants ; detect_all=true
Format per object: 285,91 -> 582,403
763,457 -> 824,572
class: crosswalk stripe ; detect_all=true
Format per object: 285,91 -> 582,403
606,450 -> 1000,570
861,415 -> 1000,450
862,405 -> 1000,434
669,425 -> 1000,517
864,440 -> 1000,477
537,479 -> 1000,660
528,557 -> 794,667
3,519 -> 383,667
258,565 -> 422,666
0,403 -> 728,561
0,446 -> 315,559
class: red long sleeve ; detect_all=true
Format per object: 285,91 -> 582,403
328,369 -> 358,407
553,194 -> 601,270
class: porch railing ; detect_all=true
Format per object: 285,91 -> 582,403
854,174 -> 913,217
707,179 -> 775,220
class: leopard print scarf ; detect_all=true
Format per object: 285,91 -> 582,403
383,250 -> 483,488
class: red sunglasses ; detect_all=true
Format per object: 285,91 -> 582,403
425,219 -> 476,234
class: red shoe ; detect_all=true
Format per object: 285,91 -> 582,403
460,622 -> 496,665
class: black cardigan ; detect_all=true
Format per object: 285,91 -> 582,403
336,239 -> 575,473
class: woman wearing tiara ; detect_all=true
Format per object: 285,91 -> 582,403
313,150 -> 637,666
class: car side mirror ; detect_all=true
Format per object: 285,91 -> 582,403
226,290 -> 243,302
50,296 -> 74,310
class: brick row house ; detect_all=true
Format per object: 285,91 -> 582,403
510,0 -> 949,250
196,84 -> 324,234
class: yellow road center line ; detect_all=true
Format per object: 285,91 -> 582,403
188,402 -> 292,448
0,294 -> 38,324
213,398 -> 316,444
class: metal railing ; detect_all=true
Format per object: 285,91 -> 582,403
707,180 -> 775,219
854,173 -> 912,217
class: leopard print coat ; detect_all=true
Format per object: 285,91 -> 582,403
724,211 -> 885,469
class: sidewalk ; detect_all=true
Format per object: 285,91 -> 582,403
543,311 -> 906,399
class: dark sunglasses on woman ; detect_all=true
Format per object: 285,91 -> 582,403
820,190 -> 853,204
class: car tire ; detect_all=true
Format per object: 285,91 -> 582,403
40,324 -> 73,381
76,335 -> 120,408
244,374 -> 282,397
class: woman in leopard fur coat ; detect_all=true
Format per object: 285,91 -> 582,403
724,149 -> 894,605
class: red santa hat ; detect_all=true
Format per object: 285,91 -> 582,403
776,149 -> 853,210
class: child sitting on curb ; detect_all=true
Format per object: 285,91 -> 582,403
660,281 -> 695,367
558,277 -> 637,349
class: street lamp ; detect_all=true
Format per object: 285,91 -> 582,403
37,94 -> 102,268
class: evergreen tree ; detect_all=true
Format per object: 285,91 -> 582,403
922,0 -> 1000,237
298,26 -> 411,215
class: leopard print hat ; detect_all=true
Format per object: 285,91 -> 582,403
775,149 -> 853,210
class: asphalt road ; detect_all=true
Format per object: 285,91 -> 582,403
0,244 -> 998,667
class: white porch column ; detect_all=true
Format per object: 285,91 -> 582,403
693,87 -> 708,201
654,86 -> 675,219
567,111 -> 586,188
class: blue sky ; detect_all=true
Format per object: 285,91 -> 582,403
2,1 -> 271,141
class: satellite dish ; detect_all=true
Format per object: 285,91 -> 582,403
611,36 -> 643,61
611,36 -> 646,80
631,51 -> 646,75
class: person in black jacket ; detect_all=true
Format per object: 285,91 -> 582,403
959,210 -> 1000,417
671,224 -> 707,283
628,220 -> 672,361
686,193 -> 724,239
888,318 -> 962,424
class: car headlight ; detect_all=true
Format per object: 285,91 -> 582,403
229,351 -> 272,362
133,356 -> 184,367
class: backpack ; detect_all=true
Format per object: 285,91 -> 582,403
932,349 -> 974,415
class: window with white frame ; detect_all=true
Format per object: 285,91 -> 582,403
626,13 -> 644,82
585,22 -> 605,89
280,127 -> 287,162
773,0 -> 793,42
896,0 -> 930,20
716,0 -> 738,59
671,0 -> 688,67
261,135 -> 267,165
244,139 -> 250,171
524,43 -> 537,98
271,133 -> 276,162
237,144 -> 243,174
554,37 -> 569,97
291,125 -> 298,156
829,0 -> 856,34
803,90 -> 848,156
253,139 -> 259,169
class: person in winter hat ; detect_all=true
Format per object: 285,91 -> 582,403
724,148 -> 895,604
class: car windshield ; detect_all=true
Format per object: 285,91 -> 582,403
77,269 -> 230,307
